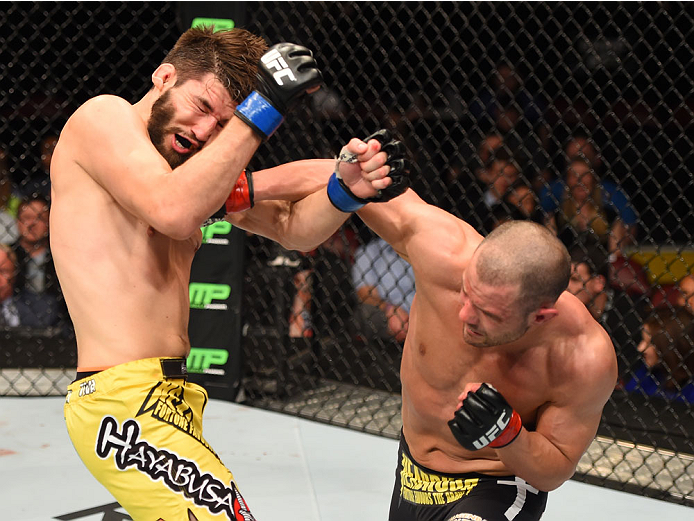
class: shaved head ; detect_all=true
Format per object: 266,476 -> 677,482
474,221 -> 571,316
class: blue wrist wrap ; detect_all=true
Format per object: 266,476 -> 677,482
327,172 -> 365,213
235,91 -> 284,139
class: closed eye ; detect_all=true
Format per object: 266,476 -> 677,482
481,310 -> 502,322
462,283 -> 502,321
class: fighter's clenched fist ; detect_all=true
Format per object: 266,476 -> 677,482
448,383 -> 523,451
327,129 -> 410,213
235,43 -> 323,140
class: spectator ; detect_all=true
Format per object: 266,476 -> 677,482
503,180 -> 544,223
568,242 -> 644,378
288,267 -> 314,339
0,243 -> 62,328
471,61 -> 550,185
287,227 -> 360,339
469,61 -> 545,128
12,196 -> 61,297
0,244 -> 18,326
624,306 -> 694,403
568,243 -> 611,321
676,274 -> 694,313
609,248 -> 650,297
564,132 -> 604,176
1,147 -> 20,244
542,158 -> 637,254
488,205 -> 526,232
472,148 -> 521,235
19,134 -> 56,200
485,179 -> 544,232
561,134 -> 648,296
351,236 -> 416,343
477,133 -> 504,168
442,133 -> 502,223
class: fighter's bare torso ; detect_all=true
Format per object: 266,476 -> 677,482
358,191 -> 614,478
50,98 -> 202,368
401,280 -> 596,475
50,78 -> 390,371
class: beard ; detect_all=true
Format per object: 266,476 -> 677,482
147,89 -> 187,169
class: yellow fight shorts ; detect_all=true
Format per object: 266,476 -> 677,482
64,357 -> 255,521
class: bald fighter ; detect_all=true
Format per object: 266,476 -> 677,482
51,25 -> 407,521
352,192 -> 617,520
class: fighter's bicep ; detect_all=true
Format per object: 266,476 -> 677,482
357,190 -> 465,258
534,396 -> 603,467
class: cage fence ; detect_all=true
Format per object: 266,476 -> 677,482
1,1 -> 693,507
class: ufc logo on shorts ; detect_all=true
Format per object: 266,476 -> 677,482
262,49 -> 297,85
472,410 -> 510,449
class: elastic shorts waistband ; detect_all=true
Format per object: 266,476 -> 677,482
67,357 -> 188,397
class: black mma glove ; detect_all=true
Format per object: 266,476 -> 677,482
235,43 -> 323,140
448,383 -> 523,451
327,129 -> 410,213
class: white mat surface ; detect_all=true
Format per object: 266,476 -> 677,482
0,397 -> 690,520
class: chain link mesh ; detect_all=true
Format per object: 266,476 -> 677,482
1,1 -> 693,506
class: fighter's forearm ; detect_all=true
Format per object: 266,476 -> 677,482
163,120 -> 261,235
227,185 -> 352,252
227,142 -> 384,249
495,429 -> 578,492
252,159 -> 334,203
275,188 -> 353,251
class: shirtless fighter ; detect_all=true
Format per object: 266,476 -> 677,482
352,191 -> 618,520
50,26 -> 407,521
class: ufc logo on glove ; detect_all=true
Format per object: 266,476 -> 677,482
471,409 -> 511,449
261,48 -> 297,85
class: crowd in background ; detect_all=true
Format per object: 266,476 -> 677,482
0,134 -> 68,333
279,61 -> 694,405
2,61 -> 693,405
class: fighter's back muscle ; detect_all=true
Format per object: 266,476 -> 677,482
51,98 -> 198,366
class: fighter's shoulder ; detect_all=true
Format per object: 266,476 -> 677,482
405,204 -> 480,286
557,292 -> 609,339
556,293 -> 617,384
66,95 -> 139,134
409,196 -> 480,246
431,210 -> 481,262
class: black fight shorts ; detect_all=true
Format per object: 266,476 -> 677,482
389,434 -> 547,521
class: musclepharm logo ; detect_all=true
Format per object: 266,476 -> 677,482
262,48 -> 297,85
201,220 -> 232,245
189,283 -> 231,310
188,348 -> 229,375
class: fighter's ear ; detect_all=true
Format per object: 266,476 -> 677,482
530,306 -> 558,326
152,63 -> 177,92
